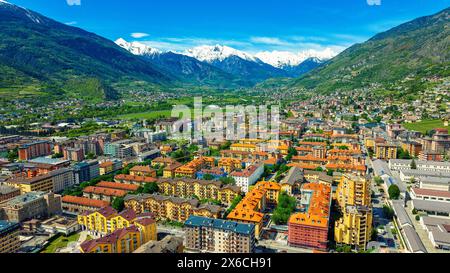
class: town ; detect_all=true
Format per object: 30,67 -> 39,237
0,89 -> 449,254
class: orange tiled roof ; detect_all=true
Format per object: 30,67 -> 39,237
287,163 -> 320,170
96,181 -> 140,192
130,165 -> 155,173
115,174 -> 157,183
83,186 -> 127,197
325,163 -> 366,171
289,183 -> 331,228
292,155 -> 327,162
61,195 -> 110,208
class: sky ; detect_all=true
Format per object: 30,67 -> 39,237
7,0 -> 450,55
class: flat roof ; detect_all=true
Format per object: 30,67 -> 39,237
403,225 -> 427,253
185,215 -> 255,235
412,199 -> 450,214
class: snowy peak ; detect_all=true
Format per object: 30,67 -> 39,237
183,44 -> 257,63
115,38 -> 161,56
255,48 -> 336,68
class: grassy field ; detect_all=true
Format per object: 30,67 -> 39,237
117,109 -> 173,120
40,233 -> 80,253
402,119 -> 449,134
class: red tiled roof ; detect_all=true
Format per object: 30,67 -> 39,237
83,186 -> 127,197
61,196 -> 110,208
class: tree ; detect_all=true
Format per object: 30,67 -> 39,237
272,192 -> 296,225
382,205 -> 394,220
7,147 -> 18,162
203,174 -> 214,181
388,184 -> 400,200
112,197 -> 124,212
219,177 -> 235,185
410,159 -> 417,169
374,176 -> 384,186
143,182 -> 159,194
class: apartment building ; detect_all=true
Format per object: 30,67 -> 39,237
288,183 -> 332,251
334,205 -> 373,250
80,216 -> 156,253
174,157 -> 215,178
73,160 -> 100,184
129,165 -> 156,177
78,206 -> 157,240
0,191 -> 61,223
61,195 -> 110,215
375,143 -> 398,160
184,216 -> 255,253
0,184 -> 20,203
335,174 -> 371,208
124,194 -> 222,223
0,221 -> 20,253
230,164 -> 264,193
157,178 -> 241,206
18,140 -> 52,160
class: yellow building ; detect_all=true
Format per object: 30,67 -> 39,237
0,221 -> 20,253
174,157 -> 215,178
334,205 -> 373,250
129,165 -> 156,177
80,215 -> 156,253
375,143 -> 398,160
230,143 -> 257,152
77,206 -> 157,241
364,138 -> 375,150
6,175 -> 53,194
335,174 -> 371,209
124,194 -> 222,223
163,162 -> 183,178
255,181 -> 281,205
157,178 -> 241,205
218,158 -> 242,173
226,187 -> 266,238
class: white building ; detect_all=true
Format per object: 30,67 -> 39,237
389,159 -> 450,173
230,164 -> 264,193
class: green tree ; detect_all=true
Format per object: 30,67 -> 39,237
143,182 -> 159,194
272,192 -> 296,225
203,174 -> 214,181
382,205 -> 394,220
219,177 -> 236,185
388,184 -> 400,200
112,197 -> 124,212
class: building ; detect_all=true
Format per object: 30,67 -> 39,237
226,187 -> 266,238
80,221 -> 156,253
78,206 -> 157,240
41,215 -> 80,236
0,184 -> 20,203
73,160 -> 100,184
99,159 -> 122,175
174,157 -> 215,178
254,181 -> 281,206
230,164 -> 264,193
0,221 -> 20,253
411,188 -> 450,203
401,141 -> 422,157
335,174 -> 371,208
399,169 -> 450,183
157,178 -> 241,206
134,235 -> 184,253
63,147 -> 84,162
184,216 -> 255,253
389,159 -> 450,173
288,183 -> 332,251
6,168 -> 75,194
334,205 -> 373,250
218,158 -> 242,173
0,191 -> 61,223
114,174 -> 157,186
129,165 -> 156,177
104,141 -> 134,159
61,195 -> 110,215
280,166 -> 303,195
18,141 -> 52,160
82,186 -> 127,202
419,216 -> 450,250
375,143 -> 398,160
124,194 -> 222,223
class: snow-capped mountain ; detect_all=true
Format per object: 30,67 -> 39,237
183,45 -> 257,63
115,38 -> 161,56
255,48 -> 336,68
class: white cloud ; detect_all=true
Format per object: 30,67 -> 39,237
131,32 -> 150,39
65,21 -> 77,26
66,0 -> 81,6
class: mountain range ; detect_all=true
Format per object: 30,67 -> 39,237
287,7 -> 450,94
115,41 -> 329,85
0,0 -> 448,102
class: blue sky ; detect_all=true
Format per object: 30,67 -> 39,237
8,0 -> 450,54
